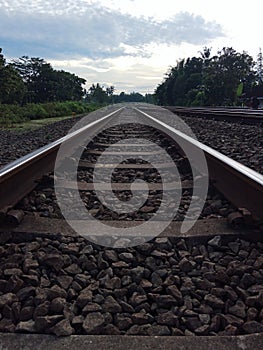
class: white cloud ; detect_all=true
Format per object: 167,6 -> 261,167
0,1 -> 223,60
2,0 -> 261,93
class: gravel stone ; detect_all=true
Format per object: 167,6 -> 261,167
4,268 -> 23,276
50,298 -> 66,314
166,285 -> 183,301
157,295 -> 177,308
17,286 -> 35,301
57,276 -> 73,290
131,311 -> 154,325
204,294 -> 224,309
33,301 -> 50,318
247,307 -> 258,320
126,324 -> 151,335
156,311 -> 178,327
0,318 -> 16,332
179,257 -> 194,272
194,324 -> 210,335
103,296 -> 122,313
35,315 -> 64,332
240,273 -> 256,289
5,275 -> 24,293
15,320 -> 36,333
229,300 -> 246,318
0,198 -> 263,338
76,290 -> 93,308
0,293 -> 18,307
50,319 -> 74,336
147,325 -> 171,336
242,321 -> 263,334
19,306 -> 34,321
208,236 -> 222,248
104,277 -> 121,290
82,312 -> 105,334
220,314 -> 244,328
47,285 -> 67,300
41,254 -> 64,271
130,293 -> 148,307
114,314 -> 133,330
82,302 -> 102,314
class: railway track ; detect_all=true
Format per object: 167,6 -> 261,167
0,104 -> 263,349
165,106 -> 263,124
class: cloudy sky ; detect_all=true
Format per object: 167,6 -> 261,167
0,0 -> 262,94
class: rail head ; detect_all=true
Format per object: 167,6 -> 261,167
0,107 -> 124,212
135,107 -> 263,186
135,107 -> 263,221
0,107 -> 124,181
165,106 -> 263,121
1,104 -> 262,221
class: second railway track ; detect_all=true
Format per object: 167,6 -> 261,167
0,104 -> 263,349
165,106 -> 263,124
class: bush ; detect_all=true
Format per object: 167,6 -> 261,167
0,104 -> 27,126
22,104 -> 49,119
0,101 -> 99,127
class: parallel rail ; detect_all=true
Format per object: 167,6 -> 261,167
0,107 -> 124,213
0,105 -> 263,226
136,108 -> 263,223
165,106 -> 263,123
1,105 -> 263,346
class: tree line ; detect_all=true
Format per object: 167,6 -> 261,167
154,47 -> 263,106
0,49 -> 86,104
0,48 -> 154,107
84,83 -> 154,105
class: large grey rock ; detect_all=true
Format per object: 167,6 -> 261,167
50,319 -> 74,336
204,294 -> 224,309
242,321 -> 263,334
229,300 -> 246,318
82,312 -> 105,334
156,311 -> 178,327
41,254 -> 64,271
102,296 -> 122,313
35,315 -> 64,332
15,320 -> 36,333
0,293 -> 18,307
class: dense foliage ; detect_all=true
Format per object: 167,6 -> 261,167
0,48 -> 155,126
84,83 -> 155,105
10,55 -> 86,104
0,101 -> 98,127
1,48 -> 154,109
1,49 -> 87,105
155,47 -> 263,106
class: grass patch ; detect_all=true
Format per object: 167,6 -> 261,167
0,101 -> 102,129
3,115 -> 75,131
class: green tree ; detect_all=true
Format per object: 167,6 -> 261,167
106,85 -> 115,103
155,47 -> 256,107
0,48 -> 26,104
87,83 -> 109,104
114,91 -> 145,103
12,56 -> 86,103
203,47 -> 255,105
155,57 -> 203,106
12,56 -> 54,102
51,70 -> 86,101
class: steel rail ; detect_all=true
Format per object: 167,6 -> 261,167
0,107 -> 124,213
165,106 -> 263,122
135,107 -> 263,222
1,104 -> 262,223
